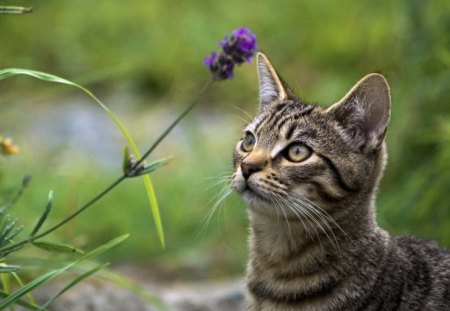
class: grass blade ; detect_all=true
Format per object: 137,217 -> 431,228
0,291 -> 40,310
0,6 -> 32,14
0,175 -> 31,214
31,241 -> 84,254
0,68 -> 164,246
0,218 -> 18,244
0,263 -> 21,273
100,269 -> 170,311
30,191 -> 53,237
39,263 -> 109,310
133,157 -> 172,177
11,272 -> 37,306
0,226 -> 23,248
0,234 -> 128,309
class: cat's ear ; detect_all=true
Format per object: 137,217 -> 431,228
257,53 -> 292,110
327,73 -> 391,151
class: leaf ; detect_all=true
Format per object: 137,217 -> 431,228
39,263 -> 109,310
0,290 -> 40,310
0,226 -> 23,248
0,68 -> 164,247
11,272 -> 38,306
31,241 -> 84,254
122,146 -> 131,175
0,264 -> 21,273
143,178 -> 164,247
30,191 -> 53,237
0,6 -> 32,14
0,234 -> 128,309
0,175 -> 31,214
99,269 -> 170,311
0,218 -> 18,244
133,157 -> 172,177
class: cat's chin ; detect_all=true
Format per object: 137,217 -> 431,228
242,188 -> 266,203
240,189 -> 279,216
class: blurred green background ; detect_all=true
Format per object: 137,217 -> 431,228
0,0 -> 449,280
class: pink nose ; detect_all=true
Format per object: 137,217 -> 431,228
241,162 -> 262,180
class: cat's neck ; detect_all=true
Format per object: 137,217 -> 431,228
247,199 -> 385,267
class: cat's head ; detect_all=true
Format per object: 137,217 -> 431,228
231,53 -> 391,219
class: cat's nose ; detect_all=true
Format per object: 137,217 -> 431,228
241,161 -> 262,180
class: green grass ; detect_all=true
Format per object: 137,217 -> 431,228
0,0 -> 448,280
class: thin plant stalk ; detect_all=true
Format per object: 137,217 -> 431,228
0,79 -> 214,256
0,68 -> 164,246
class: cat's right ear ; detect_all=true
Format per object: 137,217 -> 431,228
327,73 -> 391,151
257,53 -> 290,111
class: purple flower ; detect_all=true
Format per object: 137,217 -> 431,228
204,27 -> 258,80
203,51 -> 218,67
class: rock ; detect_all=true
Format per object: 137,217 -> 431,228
15,278 -> 245,311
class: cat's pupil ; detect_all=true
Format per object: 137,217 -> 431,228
241,132 -> 256,152
285,143 -> 310,162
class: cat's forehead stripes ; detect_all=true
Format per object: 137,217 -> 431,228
253,101 -> 314,136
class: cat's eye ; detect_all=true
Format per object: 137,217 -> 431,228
241,132 -> 256,152
285,143 -> 311,162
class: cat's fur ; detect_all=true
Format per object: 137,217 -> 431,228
231,53 -> 450,310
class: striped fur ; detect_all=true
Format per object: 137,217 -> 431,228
231,53 -> 450,310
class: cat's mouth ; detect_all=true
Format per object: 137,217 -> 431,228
242,183 -> 272,203
232,174 -> 273,204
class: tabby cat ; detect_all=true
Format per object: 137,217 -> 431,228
231,52 -> 450,310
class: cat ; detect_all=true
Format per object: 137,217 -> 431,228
231,52 -> 450,310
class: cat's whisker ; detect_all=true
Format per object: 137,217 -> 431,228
294,193 -> 351,248
270,195 -> 292,237
269,196 -> 282,225
273,193 -> 319,250
284,193 -> 337,251
285,197 -> 326,255
290,193 -> 343,234
232,114 -> 253,125
232,106 -> 254,123
196,182 -> 233,239
289,193 -> 341,254
199,174 -> 233,192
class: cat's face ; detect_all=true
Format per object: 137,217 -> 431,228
231,53 -> 391,219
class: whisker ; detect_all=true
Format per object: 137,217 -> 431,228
289,193 -> 345,254
232,106 -> 254,122
270,195 -> 291,237
232,114 -> 252,125
298,201 -> 339,254
285,198 -> 325,254
295,193 -> 351,247
196,182 -> 233,239
272,193 -> 318,248
199,174 -> 233,192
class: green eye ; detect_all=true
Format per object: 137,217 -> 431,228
241,132 -> 256,152
285,143 -> 311,162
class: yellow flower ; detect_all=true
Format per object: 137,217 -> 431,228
1,138 -> 20,155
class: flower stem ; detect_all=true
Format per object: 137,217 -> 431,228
0,176 -> 126,256
132,78 -> 214,170
0,78 -> 215,256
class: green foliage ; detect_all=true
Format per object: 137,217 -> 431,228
0,0 -> 448,302
0,67 -> 183,308
0,234 -> 129,309
0,68 -> 165,247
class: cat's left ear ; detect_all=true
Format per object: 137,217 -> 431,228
327,73 -> 391,151
257,53 -> 293,111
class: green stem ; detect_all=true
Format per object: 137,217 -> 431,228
0,78 -> 215,256
133,78 -> 214,170
0,176 -> 126,256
